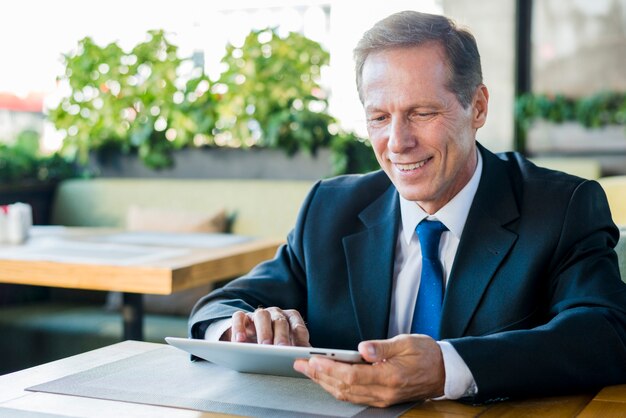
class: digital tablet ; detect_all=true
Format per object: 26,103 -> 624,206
165,337 -> 365,378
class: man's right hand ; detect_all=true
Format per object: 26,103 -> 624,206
221,307 -> 311,346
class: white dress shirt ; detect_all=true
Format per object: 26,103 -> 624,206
389,150 -> 482,399
206,149 -> 483,399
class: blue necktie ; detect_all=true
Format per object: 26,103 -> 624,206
410,220 -> 448,339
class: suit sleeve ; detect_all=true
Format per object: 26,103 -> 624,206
448,180 -> 626,403
187,181 -> 320,339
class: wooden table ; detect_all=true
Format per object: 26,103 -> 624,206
0,227 -> 283,340
0,340 -> 622,417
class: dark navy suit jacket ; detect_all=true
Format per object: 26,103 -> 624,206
189,143 -> 626,403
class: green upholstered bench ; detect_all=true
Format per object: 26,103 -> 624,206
51,178 -> 315,238
0,178 -> 314,374
529,157 -> 601,180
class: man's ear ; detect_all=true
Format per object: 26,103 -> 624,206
472,84 -> 489,129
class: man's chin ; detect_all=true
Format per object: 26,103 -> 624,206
397,190 -> 429,204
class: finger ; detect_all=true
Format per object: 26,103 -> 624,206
231,311 -> 250,342
244,314 -> 258,341
296,356 -> 345,386
252,308 -> 273,344
319,378 -> 396,401
283,309 -> 310,346
358,335 -> 408,363
293,358 -> 309,376
300,357 -> 394,407
269,311 -> 290,346
307,355 -> 386,387
315,377 -> 394,407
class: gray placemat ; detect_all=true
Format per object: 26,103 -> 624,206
0,408 -> 71,418
26,346 -> 415,418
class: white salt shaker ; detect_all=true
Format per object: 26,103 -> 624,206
4,203 -> 33,244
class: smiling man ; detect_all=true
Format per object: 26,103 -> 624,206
190,11 -> 626,406
361,42 -> 485,213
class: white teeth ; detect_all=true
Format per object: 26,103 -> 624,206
396,158 -> 429,171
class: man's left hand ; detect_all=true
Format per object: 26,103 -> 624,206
293,334 -> 445,407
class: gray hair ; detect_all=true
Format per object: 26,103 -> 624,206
354,10 -> 482,108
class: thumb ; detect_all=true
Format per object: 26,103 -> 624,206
358,337 -> 404,363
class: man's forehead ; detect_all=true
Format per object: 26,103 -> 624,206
361,44 -> 450,85
363,42 -> 447,66
361,45 -> 451,91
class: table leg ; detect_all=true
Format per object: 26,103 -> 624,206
121,293 -> 144,341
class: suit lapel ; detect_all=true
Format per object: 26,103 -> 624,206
440,145 -> 520,338
343,185 -> 399,342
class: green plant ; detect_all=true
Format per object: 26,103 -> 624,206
0,130 -> 76,184
330,131 -> 379,175
49,28 -> 380,175
215,28 -> 380,174
514,91 -> 626,153
48,30 -> 218,169
515,92 -> 626,133
215,28 -> 333,154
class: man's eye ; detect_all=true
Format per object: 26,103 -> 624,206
368,115 -> 387,125
411,112 -> 436,119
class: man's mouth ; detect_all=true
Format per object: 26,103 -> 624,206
395,157 -> 432,172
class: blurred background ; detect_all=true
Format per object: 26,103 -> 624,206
1,0 -> 624,184
1,0 -> 626,376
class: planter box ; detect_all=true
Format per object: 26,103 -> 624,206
526,122 -> 626,176
89,147 -> 335,180
527,121 -> 626,154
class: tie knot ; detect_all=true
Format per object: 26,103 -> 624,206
416,220 -> 447,260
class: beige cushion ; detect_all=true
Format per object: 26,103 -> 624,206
107,205 -> 229,316
126,205 -> 228,233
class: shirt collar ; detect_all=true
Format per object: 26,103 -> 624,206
399,148 -> 483,244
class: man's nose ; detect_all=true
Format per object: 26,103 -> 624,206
387,118 -> 416,153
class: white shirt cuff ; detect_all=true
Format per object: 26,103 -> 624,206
435,341 -> 478,400
204,318 -> 232,341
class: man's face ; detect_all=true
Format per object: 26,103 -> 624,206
361,43 -> 488,214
